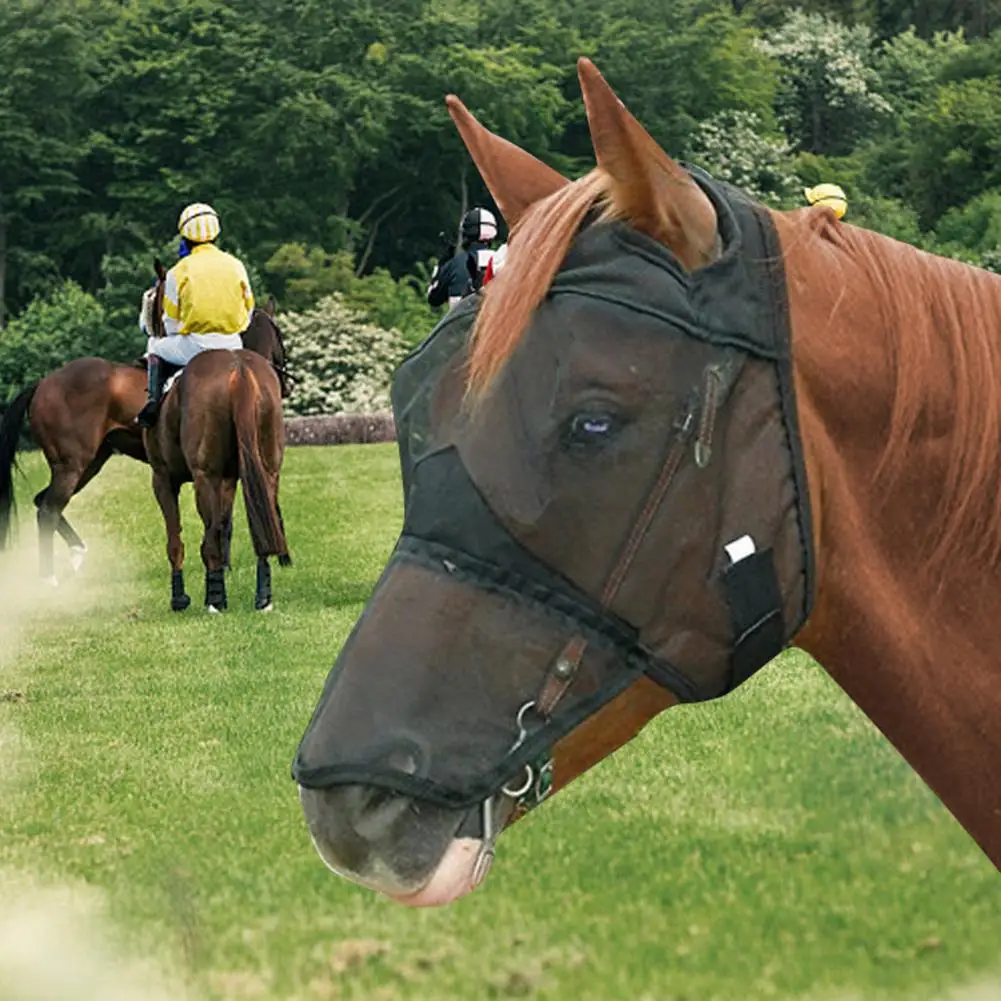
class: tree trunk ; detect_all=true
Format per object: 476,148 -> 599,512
456,163 -> 469,249
0,216 -> 7,330
354,201 -> 401,277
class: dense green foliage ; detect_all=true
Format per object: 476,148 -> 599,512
2,0 -> 1001,363
2,447 -> 999,1000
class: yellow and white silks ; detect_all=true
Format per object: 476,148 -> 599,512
143,243 -> 255,366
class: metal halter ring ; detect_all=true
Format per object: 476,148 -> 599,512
515,701 -> 536,740
502,764 -> 535,799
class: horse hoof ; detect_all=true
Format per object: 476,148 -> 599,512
70,546 -> 87,572
256,602 -> 274,613
41,576 -> 59,589
171,595 -> 191,613
206,604 -> 224,614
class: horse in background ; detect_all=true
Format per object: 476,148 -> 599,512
0,265 -> 289,584
142,264 -> 291,613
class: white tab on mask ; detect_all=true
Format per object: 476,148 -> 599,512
724,534 -> 756,565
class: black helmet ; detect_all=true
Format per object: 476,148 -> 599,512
461,207 -> 498,244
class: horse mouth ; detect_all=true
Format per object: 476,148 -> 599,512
298,784 -> 505,907
385,837 -> 490,907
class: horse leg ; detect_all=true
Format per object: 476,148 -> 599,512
255,557 -> 273,612
193,472 -> 227,613
52,440 -> 115,571
254,471 -> 287,612
220,479 -> 236,572
151,469 -> 190,612
222,513 -> 234,571
34,467 -> 81,585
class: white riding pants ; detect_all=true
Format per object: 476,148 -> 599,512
146,332 -> 243,366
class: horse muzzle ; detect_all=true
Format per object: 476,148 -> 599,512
298,784 -> 510,907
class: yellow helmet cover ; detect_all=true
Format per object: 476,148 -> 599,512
178,202 -> 221,243
804,183 -> 847,220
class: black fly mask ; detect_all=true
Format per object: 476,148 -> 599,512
294,170 -> 814,826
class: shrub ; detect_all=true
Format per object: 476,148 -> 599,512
686,110 -> 799,205
264,244 -> 436,345
978,247 -> 1001,274
280,293 -> 410,417
0,281 -> 112,393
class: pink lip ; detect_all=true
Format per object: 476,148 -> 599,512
387,838 -> 486,908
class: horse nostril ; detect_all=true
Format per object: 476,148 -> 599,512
353,787 -> 413,841
381,739 -> 426,778
385,749 -> 420,776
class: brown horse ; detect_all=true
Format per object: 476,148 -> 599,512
0,271 -> 289,583
143,267 -> 291,613
294,59 -> 1001,909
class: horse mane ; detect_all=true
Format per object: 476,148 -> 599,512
468,170 -> 623,398
835,224 -> 1001,571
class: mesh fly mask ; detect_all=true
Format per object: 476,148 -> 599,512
293,168 -> 814,837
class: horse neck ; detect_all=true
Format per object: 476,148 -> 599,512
243,311 -> 271,355
776,209 -> 1001,870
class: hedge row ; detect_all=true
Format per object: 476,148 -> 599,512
284,413 -> 396,446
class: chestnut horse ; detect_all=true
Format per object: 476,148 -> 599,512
0,275 -> 289,583
295,59 -> 1001,908
143,265 -> 291,613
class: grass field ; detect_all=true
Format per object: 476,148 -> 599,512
1,444 -> 998,1001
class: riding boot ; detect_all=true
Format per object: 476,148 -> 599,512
137,355 -> 167,429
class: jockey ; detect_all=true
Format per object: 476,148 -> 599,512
481,242 -> 508,286
426,207 -> 498,310
804,183 -> 848,220
137,203 -> 255,428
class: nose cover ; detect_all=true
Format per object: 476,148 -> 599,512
293,170 -> 814,812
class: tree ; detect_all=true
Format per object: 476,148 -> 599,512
0,0 -> 93,326
588,8 -> 779,157
906,77 -> 1001,226
758,10 -> 892,155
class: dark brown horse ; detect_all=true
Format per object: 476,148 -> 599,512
0,272 -> 289,584
143,267 -> 291,613
294,59 -> 1001,909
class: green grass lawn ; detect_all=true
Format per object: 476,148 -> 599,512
1,445 -> 998,1001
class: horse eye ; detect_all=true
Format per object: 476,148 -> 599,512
566,412 -> 621,447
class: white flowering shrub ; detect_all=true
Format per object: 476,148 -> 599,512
280,293 -> 410,417
978,248 -> 1001,275
686,110 -> 799,205
757,10 -> 892,154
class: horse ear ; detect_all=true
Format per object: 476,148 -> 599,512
445,95 -> 568,231
154,257 -> 167,280
265,296 -> 277,318
576,58 -> 718,270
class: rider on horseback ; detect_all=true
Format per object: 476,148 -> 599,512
426,207 -> 499,310
137,202 -> 255,428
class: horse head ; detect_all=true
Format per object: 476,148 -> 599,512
294,55 -> 1001,904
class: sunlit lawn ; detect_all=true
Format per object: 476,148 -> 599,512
1,445 -> 998,1001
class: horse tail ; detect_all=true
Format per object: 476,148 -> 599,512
0,384 -> 38,551
231,362 -> 291,565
